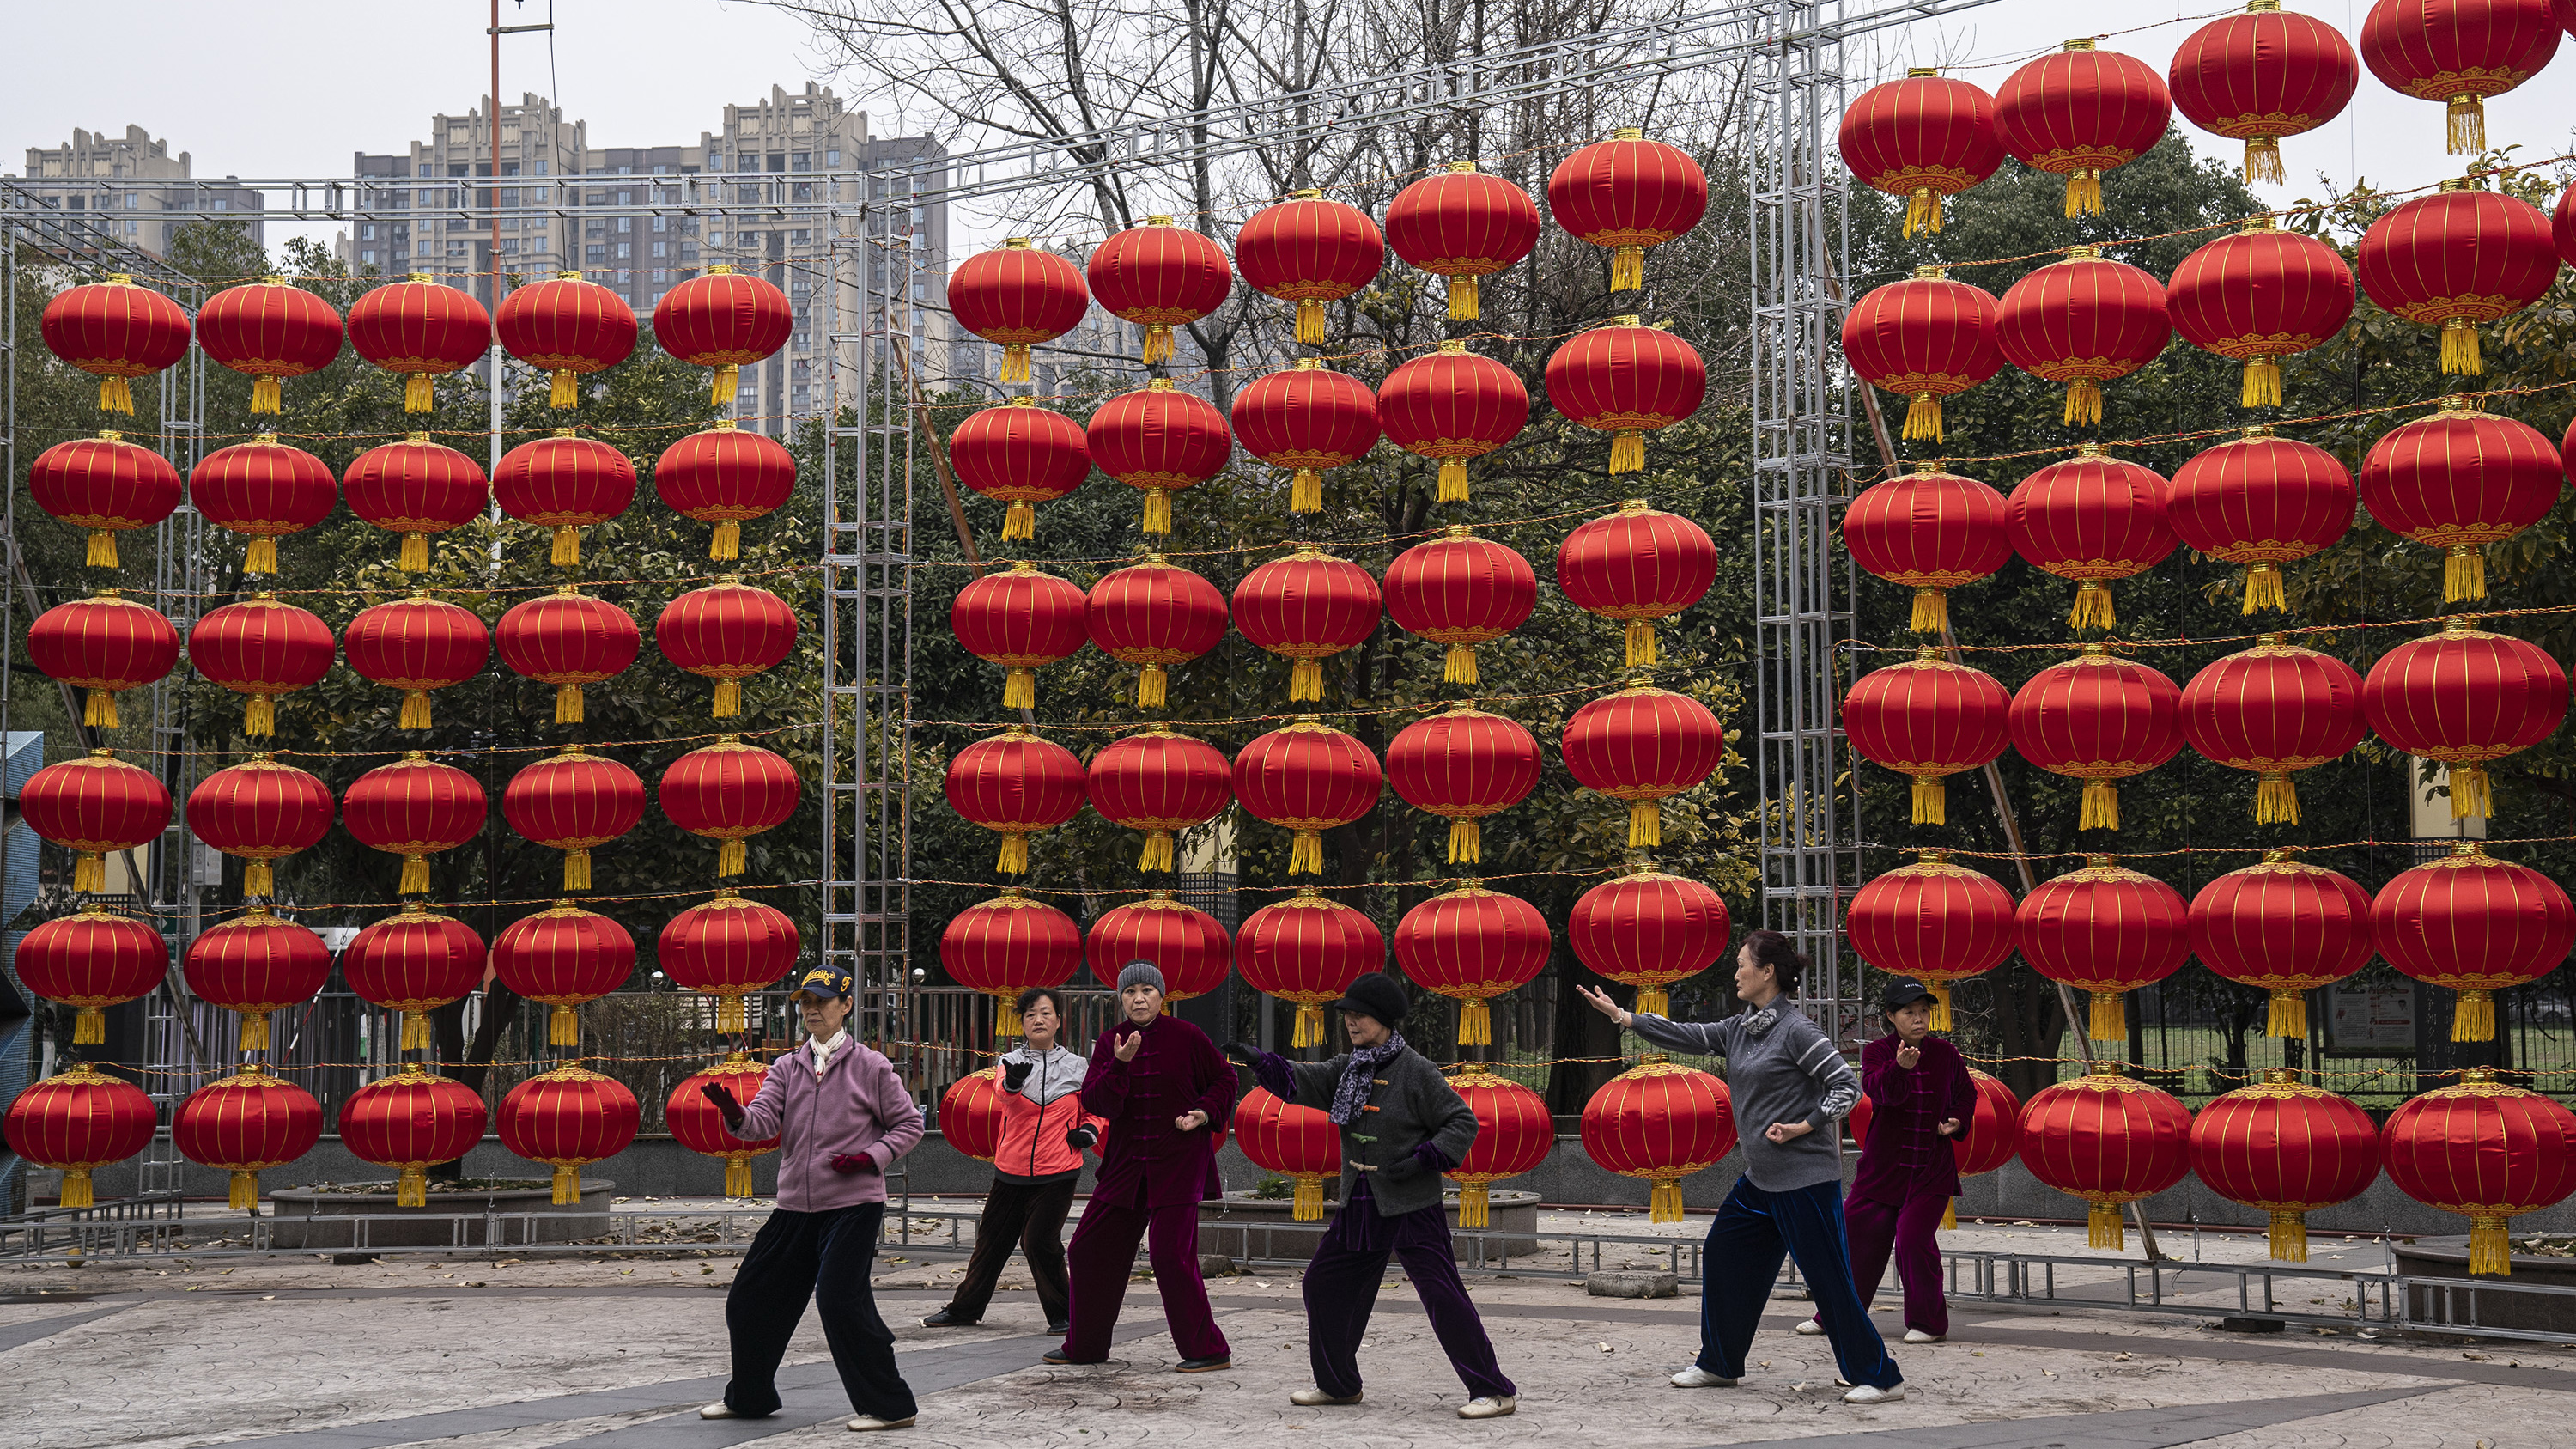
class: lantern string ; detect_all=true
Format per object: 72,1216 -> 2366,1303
1853,830 -> 2576,866
39,562 -> 820,606
1853,596 -> 2576,659
88,876 -> 817,928
74,718 -> 821,765
899,864 -> 1632,897
906,676 -> 1655,733
1925,6 -> 2251,76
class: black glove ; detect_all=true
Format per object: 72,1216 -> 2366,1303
700,1082 -> 745,1130
1001,1059 -> 1033,1093
1065,1125 -> 1099,1151
1223,1040 -> 1264,1065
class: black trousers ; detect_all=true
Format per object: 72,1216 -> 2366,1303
723,1202 -> 918,1421
941,1175 -> 1077,1324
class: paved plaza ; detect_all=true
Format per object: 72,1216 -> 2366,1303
5,1207 -> 2567,1449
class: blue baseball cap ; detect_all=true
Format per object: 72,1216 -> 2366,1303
790,965 -> 854,1002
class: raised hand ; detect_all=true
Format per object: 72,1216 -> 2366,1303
1001,1058 -> 1033,1093
1575,983 -> 1634,1029
1894,1042 -> 1921,1069
1937,1117 -> 1963,1137
699,1081 -> 744,1130
1113,1027 -> 1144,1062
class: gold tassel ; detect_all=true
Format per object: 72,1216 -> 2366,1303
555,684 -> 585,724
2087,990 -> 2126,1042
2467,1213 -> 2511,1274
87,529 -> 118,568
402,1011 -> 432,1051
712,521 -> 743,560
1627,800 -> 1661,848
1292,1174 -> 1324,1221
76,1005 -> 106,1045
246,860 -> 275,896
712,363 -> 740,405
719,996 -> 748,1034
714,679 -> 744,718
405,373 -> 436,412
1139,829 -> 1176,871
1611,246 -> 1645,293
229,1169 -> 260,1211
2265,1207 -> 2308,1262
1448,275 -> 1479,320
550,1003 -> 580,1048
2241,357 -> 2281,408
562,848 -> 592,892
1001,667 -> 1036,710
396,1166 -> 428,1209
1000,344 -> 1032,382
1294,1003 -> 1325,1048
1443,643 -> 1479,685
1649,1178 -> 1684,1223
2267,989 -> 2306,1038
1625,618 -> 1657,667
1928,982 -> 1953,1031
1903,392 -> 1944,441
1460,1185 -> 1492,1227
2452,988 -> 2496,1042
1942,1199 -> 1958,1231
2081,779 -> 2121,831
1291,467 -> 1323,513
550,368 -> 579,407
400,853 -> 431,894
1142,488 -> 1172,534
2440,318 -> 2482,376
245,695 -> 276,737
2063,379 -> 2104,426
1911,588 -> 1947,634
73,851 -> 106,894
1001,502 -> 1035,541
724,1157 -> 755,1198
1437,458 -> 1469,502
252,376 -> 283,414
2087,1201 -> 2124,1250
1295,299 -> 1327,344
1130,323 -> 1170,363
1911,775 -> 1947,826
719,837 -> 748,876
550,525 -> 580,566
240,1011 -> 271,1052
399,532 -> 429,572
1637,986 -> 1670,1018
1904,187 -> 1942,237
2451,763 -> 2491,819
2255,772 -> 2300,825
1457,998 -> 1492,1046
991,993 -> 1024,1039
997,831 -> 1031,874
83,689 -> 118,730
61,1167 -> 95,1209
246,536 -> 280,575
1447,818 -> 1482,865
1290,658 -> 1324,702
2244,137 -> 2285,185
100,375 -> 135,415
2445,545 -> 2486,602
1290,828 -> 1324,875
400,690 -> 434,730
2064,169 -> 2103,218
2446,95 -> 2485,156
1138,663 -> 1169,707
552,1165 -> 580,1205
2243,564 -> 2285,613
2069,581 -> 2115,630
1609,429 -> 1644,473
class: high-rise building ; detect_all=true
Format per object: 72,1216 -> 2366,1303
13,125 -> 264,259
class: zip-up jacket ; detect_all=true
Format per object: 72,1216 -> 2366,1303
992,1043 -> 1107,1184
733,1032 -> 924,1213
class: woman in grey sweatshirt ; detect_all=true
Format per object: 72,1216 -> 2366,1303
1578,928 -> 1904,1405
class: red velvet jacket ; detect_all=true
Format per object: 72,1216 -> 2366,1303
1078,1013 -> 1235,1209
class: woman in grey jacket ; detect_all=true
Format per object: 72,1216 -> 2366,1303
1577,929 -> 1903,1405
1232,972 -> 1517,1421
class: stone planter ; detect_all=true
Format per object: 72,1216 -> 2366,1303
1197,1190 -> 1541,1263
2393,1235 -> 2576,1336
264,1181 -> 616,1251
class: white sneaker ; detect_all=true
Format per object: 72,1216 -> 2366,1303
1670,1366 -> 1737,1388
847,1414 -> 916,1431
699,1404 -> 741,1420
1903,1328 -> 1943,1344
1794,1318 -> 1824,1336
1844,1384 -> 1905,1404
1458,1395 -> 1517,1419
1290,1387 -> 1362,1406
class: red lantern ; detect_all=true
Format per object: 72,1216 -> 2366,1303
947,398 -> 1089,543
659,735 -> 802,879
2560,173 -> 2576,263
1544,318 -> 1706,475
340,1062 -> 489,1206
195,277 -> 343,414
347,271 -> 492,413
27,431 -> 181,567
2181,631 -> 2370,824
2360,402 -> 2564,601
2358,179 -> 2559,374
654,263 -> 793,404
182,908 -> 331,1051
1087,892 -> 1231,1005
941,1068 -> 1009,1163
1846,852 -> 2016,1031
27,591 -> 178,730
1444,1066 -> 1552,1227
2361,0 -> 2561,153
2361,617 -> 2570,819
13,910 -> 167,1045
1547,129 -> 1710,291
1231,548 -> 1382,703
173,1064 -> 324,1210
1386,161 -> 1541,320
2169,1 -> 2363,181
343,903 -> 487,1052
493,901 -> 638,1047
1852,1068 -> 2024,1227
1376,341 -> 1529,503
2167,218 -> 2356,407
344,433 -> 491,572
2190,853 -> 2376,1038
21,750 -> 169,895
343,752 -> 488,894
1841,648 -> 2010,826
3,1063 -> 155,1208
1234,1087 -> 1343,1220
945,727 -> 1086,875
2375,842 -> 2574,1040
1386,705 -> 1542,865
1841,267 -> 2004,443
504,746 -> 647,892
496,271 -> 640,408
2009,648 -> 2185,832
670,1054 -> 778,1197
1236,887 -> 1383,1047
343,593 -> 491,731
1235,190 -> 1384,344
189,593 -> 335,740
1555,500 -> 1718,667
2384,1067 -> 2576,1273
1838,70 -> 2006,236
39,273 -> 189,415
1995,40 -> 2174,216
1230,359 -> 1380,514
1845,462 -> 2012,633
1561,680 -> 1723,849
657,579 -> 798,719
189,435 -> 339,575
2015,856 -> 2191,1040
1568,870 -> 1732,1018
1581,1061 -> 1734,1222
1084,728 -> 1230,872
1087,216 -> 1232,363
946,238 -> 1090,382
187,756 -> 334,897
498,586 -> 641,724
501,1064 -> 641,1204
2168,429 -> 2356,612
493,431 -> 638,567
659,891 -> 801,1034
1394,884 -> 1547,1045
2007,447 -> 2178,630
1382,529 -> 1535,685
1086,557 -> 1227,708
941,889 -> 1084,1035
951,560 -> 1087,711
1233,718 -> 1382,875
2020,1064 -> 2192,1248
1085,379 -> 1232,534
1996,249 -> 2172,426
655,420 -> 797,560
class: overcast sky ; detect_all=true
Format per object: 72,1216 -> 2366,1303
3,0 -> 2570,259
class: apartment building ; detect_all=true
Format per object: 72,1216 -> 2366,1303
13,125 -> 264,259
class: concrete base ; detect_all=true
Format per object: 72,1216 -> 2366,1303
1196,1189 -> 1540,1262
1588,1270 -> 1680,1299
2394,1236 -> 2576,1334
264,1181 -> 616,1251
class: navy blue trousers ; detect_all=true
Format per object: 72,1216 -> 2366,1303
1698,1177 -> 1900,1391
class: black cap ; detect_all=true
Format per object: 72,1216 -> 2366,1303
790,965 -> 854,1002
1330,971 -> 1410,1029
1880,977 -> 1936,1014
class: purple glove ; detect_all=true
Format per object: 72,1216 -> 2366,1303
699,1082 -> 745,1130
828,1153 -> 875,1175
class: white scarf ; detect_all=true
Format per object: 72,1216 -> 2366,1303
809,1029 -> 848,1076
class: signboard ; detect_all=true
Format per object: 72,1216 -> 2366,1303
2327,979 -> 2416,1056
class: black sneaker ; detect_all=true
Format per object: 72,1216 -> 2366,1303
1043,1348 -> 1104,1366
920,1307 -> 976,1328
1047,1318 -> 1072,1336
1176,1355 -> 1232,1373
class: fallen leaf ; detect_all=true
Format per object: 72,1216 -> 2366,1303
259,1294 -> 276,1302
2114,1353 -> 2131,1361
1597,1342 -> 1613,1353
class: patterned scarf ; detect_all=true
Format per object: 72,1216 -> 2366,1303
1330,1032 -> 1407,1125
1740,1004 -> 1779,1038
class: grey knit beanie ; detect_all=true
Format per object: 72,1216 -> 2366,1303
1117,959 -> 1166,994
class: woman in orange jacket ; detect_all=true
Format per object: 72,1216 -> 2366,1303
921,984 -> 1104,1334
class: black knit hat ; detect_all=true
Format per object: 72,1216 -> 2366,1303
1331,971 -> 1409,1029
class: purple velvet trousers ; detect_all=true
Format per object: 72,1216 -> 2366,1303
1061,1198 -> 1229,1361
1845,1190 -> 1950,1336
1302,1185 -> 1514,1401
